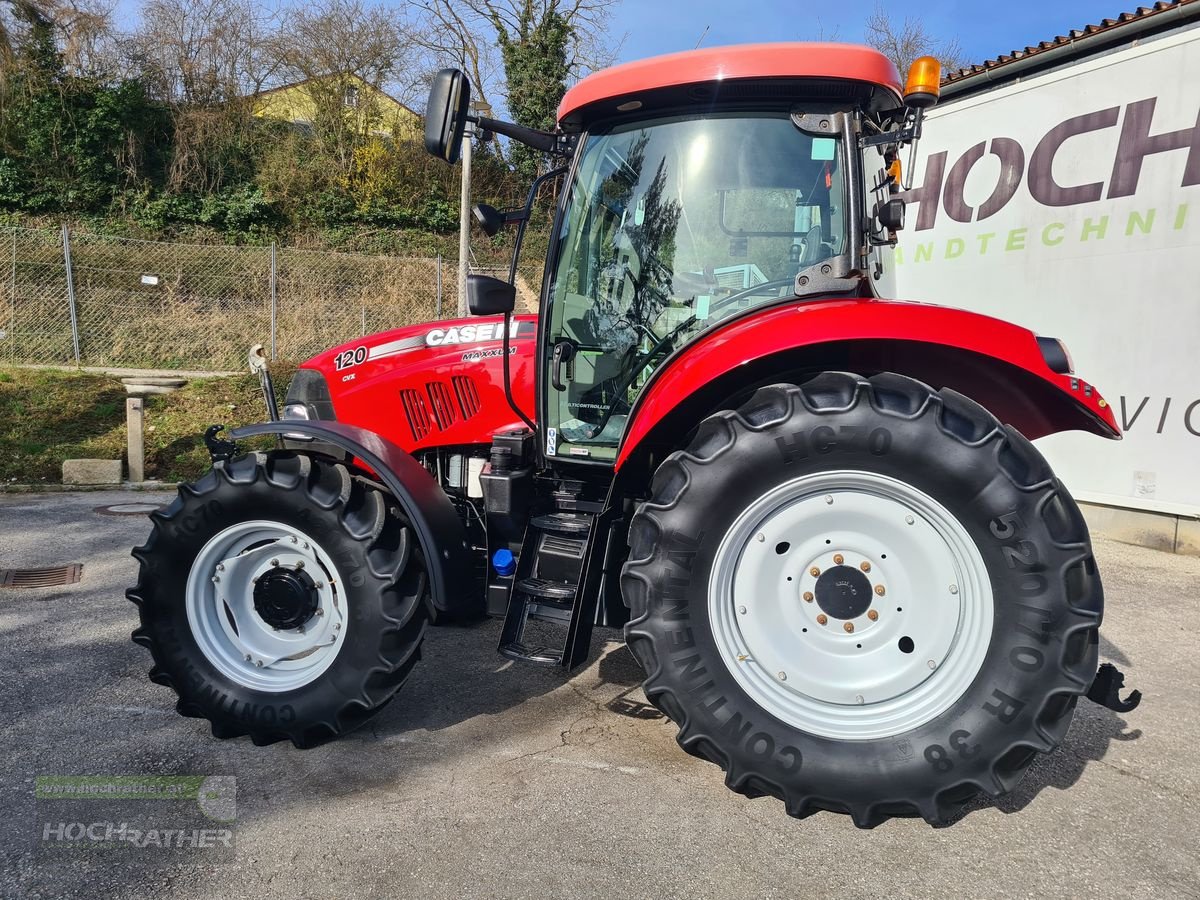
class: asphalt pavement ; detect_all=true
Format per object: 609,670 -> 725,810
0,490 -> 1197,899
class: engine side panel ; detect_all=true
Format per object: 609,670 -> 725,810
299,314 -> 539,452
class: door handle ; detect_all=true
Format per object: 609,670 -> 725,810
551,340 -> 576,391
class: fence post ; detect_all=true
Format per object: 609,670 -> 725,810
269,242 -> 278,361
61,225 -> 81,366
8,229 -> 16,361
436,254 -> 446,321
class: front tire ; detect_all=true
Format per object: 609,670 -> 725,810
621,373 -> 1102,826
128,451 -> 428,747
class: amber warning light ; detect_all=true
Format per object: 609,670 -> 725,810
904,56 -> 941,108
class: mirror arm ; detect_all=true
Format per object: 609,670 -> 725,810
473,115 -> 570,155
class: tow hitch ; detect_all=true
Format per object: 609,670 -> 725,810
1086,662 -> 1142,713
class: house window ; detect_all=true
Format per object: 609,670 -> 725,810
343,86 -> 359,109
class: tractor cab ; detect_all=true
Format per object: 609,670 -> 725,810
425,44 -> 933,465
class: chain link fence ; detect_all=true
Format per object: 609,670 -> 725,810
0,226 -> 544,371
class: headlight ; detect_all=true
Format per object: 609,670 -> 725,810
283,369 -> 335,420
283,402 -> 311,421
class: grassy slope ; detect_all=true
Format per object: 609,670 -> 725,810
0,366 -> 295,484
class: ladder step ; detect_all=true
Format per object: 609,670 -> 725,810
517,577 -> 577,602
530,513 -> 592,536
498,643 -> 563,667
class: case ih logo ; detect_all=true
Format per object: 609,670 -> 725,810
901,97 -> 1200,230
424,321 -> 532,346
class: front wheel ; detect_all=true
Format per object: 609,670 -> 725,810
128,451 -> 429,747
621,373 -> 1103,826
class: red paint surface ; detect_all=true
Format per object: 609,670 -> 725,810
302,314 -> 538,452
558,43 -> 902,123
615,298 -> 1120,469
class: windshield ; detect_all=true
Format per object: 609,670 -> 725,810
544,111 -> 847,460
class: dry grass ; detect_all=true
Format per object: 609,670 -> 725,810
0,365 -> 295,484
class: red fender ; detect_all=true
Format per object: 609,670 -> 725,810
615,298 -> 1120,471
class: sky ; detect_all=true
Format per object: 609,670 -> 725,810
609,0 -> 1134,69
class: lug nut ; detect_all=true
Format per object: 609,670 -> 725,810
738,605 -> 747,614
216,564 -> 225,572
803,591 -> 814,603
833,554 -> 844,565
271,558 -> 279,567
874,585 -> 886,596
211,576 -> 220,583
756,533 -> 765,542
816,614 -> 828,626
824,495 -> 834,504
860,561 -> 872,573
295,560 -> 304,570
810,566 -> 821,577
867,609 -> 879,621
777,671 -> 787,681
843,622 -> 855,633
315,608 -> 324,617
244,654 -> 251,661
905,515 -> 915,525
949,584 -> 959,594
290,536 -> 298,543
255,660 -> 264,668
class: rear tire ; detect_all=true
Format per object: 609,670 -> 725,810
621,373 -> 1102,826
128,451 -> 428,747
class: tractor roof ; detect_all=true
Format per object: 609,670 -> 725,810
557,43 -> 903,129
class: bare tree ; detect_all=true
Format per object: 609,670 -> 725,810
126,0 -> 276,105
1,0 -> 116,77
864,3 -> 967,77
414,0 -> 619,118
268,0 -> 422,173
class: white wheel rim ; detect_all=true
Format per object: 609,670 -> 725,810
709,470 -> 993,740
185,521 -> 349,693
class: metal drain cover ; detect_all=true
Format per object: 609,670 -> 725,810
94,503 -> 163,516
0,565 -> 83,588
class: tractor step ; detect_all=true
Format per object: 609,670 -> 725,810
516,577 -> 576,603
498,508 -> 602,669
530,513 -> 592,535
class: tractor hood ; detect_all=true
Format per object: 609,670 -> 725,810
291,314 -> 539,453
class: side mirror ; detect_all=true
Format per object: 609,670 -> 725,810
472,203 -> 527,237
424,68 -> 471,164
472,204 -> 506,237
877,198 -> 905,231
467,274 -> 515,316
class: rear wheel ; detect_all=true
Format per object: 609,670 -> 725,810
128,451 -> 428,747
621,373 -> 1103,826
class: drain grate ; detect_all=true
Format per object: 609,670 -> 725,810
0,565 -> 83,588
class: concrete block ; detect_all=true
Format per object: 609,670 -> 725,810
1175,518 -> 1200,558
62,459 -> 123,485
1079,502 -> 1177,554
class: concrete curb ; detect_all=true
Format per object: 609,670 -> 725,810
0,482 -> 179,494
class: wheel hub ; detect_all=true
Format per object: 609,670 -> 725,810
253,567 -> 319,630
709,470 -> 994,740
814,565 -> 873,620
186,521 -> 348,693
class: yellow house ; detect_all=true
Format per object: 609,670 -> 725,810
252,74 -> 421,141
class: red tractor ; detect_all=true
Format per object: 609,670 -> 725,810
129,44 -> 1138,827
